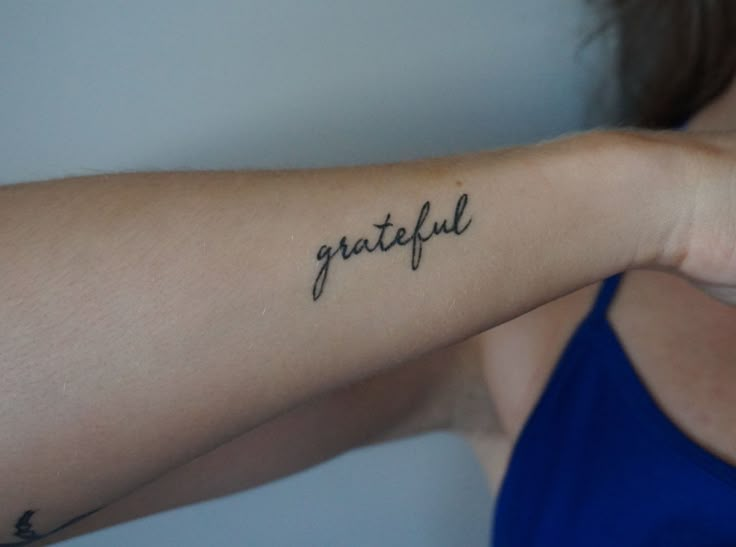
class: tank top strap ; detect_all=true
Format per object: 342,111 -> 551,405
587,272 -> 625,323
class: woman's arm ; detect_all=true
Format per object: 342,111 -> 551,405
38,338 -> 494,545
0,130 -> 695,542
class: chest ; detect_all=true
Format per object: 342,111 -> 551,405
482,270 -> 736,469
609,276 -> 736,467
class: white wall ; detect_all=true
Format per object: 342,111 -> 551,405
0,1 -> 607,545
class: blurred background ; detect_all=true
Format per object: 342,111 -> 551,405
0,0 -> 609,545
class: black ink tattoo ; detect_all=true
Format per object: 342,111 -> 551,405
12,511 -> 38,542
1,507 -> 103,546
312,193 -> 472,301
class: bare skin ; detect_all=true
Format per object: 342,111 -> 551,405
478,87 -> 736,489
6,102 -> 736,544
31,92 -> 736,545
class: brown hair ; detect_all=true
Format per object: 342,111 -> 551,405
591,0 -> 736,128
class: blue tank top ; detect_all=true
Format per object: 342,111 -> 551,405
492,272 -> 736,546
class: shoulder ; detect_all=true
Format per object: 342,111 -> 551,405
446,279 -> 601,492
474,280 -> 602,439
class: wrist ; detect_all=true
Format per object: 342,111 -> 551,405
573,129 -> 693,272
648,130 -> 736,286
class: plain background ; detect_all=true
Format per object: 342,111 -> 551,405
0,1 -> 610,545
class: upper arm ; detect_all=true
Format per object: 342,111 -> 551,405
39,338 -> 501,545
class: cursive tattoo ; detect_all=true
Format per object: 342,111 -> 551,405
312,193 -> 472,301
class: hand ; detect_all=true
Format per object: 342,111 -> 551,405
659,131 -> 736,306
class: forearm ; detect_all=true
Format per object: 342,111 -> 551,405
0,130 -> 683,541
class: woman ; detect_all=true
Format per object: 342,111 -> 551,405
2,1 -> 736,545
